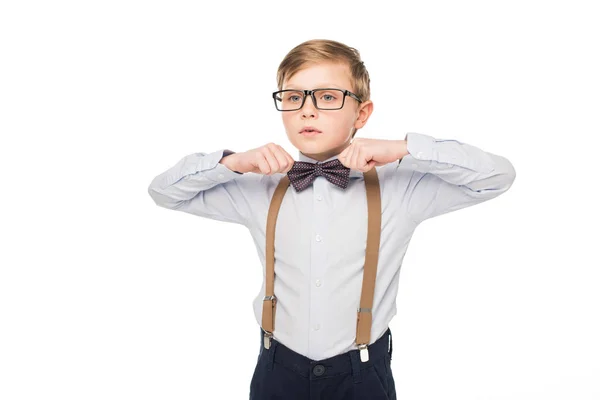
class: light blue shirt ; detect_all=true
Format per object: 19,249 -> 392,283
148,132 -> 516,361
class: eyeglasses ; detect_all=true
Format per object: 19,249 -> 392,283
272,88 -> 363,111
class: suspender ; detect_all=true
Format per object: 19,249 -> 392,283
261,168 -> 381,363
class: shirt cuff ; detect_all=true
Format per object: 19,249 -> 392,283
220,149 -> 244,175
198,149 -> 245,181
398,132 -> 436,171
405,132 -> 435,160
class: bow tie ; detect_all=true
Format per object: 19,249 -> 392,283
287,158 -> 351,192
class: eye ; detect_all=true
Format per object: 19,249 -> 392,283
284,92 -> 304,103
320,93 -> 336,101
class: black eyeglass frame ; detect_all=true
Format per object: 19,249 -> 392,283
272,88 -> 363,111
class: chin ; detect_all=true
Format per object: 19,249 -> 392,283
297,142 -> 329,152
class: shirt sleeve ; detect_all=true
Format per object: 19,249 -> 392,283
397,132 -> 516,224
147,148 -> 256,227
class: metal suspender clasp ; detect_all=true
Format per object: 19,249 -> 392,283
356,307 -> 371,362
358,343 -> 369,362
262,295 -> 276,349
264,295 -> 277,306
263,331 -> 273,349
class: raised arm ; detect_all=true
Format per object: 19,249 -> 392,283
396,132 -> 516,224
148,149 -> 256,226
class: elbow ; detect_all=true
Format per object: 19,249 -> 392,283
487,152 -> 516,190
464,155 -> 516,196
147,183 -> 163,207
500,155 -> 517,192
147,183 -> 180,209
488,155 -> 516,194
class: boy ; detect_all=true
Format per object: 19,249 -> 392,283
148,39 -> 516,400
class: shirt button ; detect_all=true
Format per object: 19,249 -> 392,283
416,151 -> 424,159
218,173 -> 224,179
313,364 -> 325,376
317,195 -> 323,201
315,279 -> 321,287
315,234 -> 321,242
314,324 -> 320,331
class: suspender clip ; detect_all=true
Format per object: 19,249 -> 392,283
263,331 -> 273,349
358,343 -> 369,362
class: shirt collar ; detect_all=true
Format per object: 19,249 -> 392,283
298,151 -> 364,178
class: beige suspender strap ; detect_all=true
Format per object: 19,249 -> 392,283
261,174 -> 291,348
356,168 -> 382,362
261,169 -> 381,360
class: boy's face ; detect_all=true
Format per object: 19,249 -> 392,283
280,62 -> 373,162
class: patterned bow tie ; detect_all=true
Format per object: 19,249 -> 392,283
287,158 -> 351,192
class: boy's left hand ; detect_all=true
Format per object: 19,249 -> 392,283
338,138 -> 407,172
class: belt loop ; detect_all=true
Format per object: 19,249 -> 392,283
267,338 -> 277,372
388,328 -> 393,360
349,350 -> 362,384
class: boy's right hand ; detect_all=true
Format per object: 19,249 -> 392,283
225,143 -> 296,175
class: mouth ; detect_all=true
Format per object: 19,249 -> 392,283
299,127 -> 322,136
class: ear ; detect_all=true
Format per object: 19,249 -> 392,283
354,100 -> 374,129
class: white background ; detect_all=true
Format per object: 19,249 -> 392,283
1,0 -> 599,399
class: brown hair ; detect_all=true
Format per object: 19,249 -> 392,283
276,39 -> 371,138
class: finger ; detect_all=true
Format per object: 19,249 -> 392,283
263,146 -> 280,175
341,145 -> 354,168
273,146 -> 291,173
355,148 -> 370,172
337,155 -> 349,169
285,153 -> 296,173
257,154 -> 271,175
339,146 -> 348,159
350,145 -> 360,170
361,150 -> 373,172
260,147 -> 277,175
276,147 -> 295,174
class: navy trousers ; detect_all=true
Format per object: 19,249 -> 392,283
249,328 -> 397,400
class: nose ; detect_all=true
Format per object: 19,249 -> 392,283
301,94 -> 317,118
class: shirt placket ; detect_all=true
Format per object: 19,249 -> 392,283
309,175 -> 327,358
